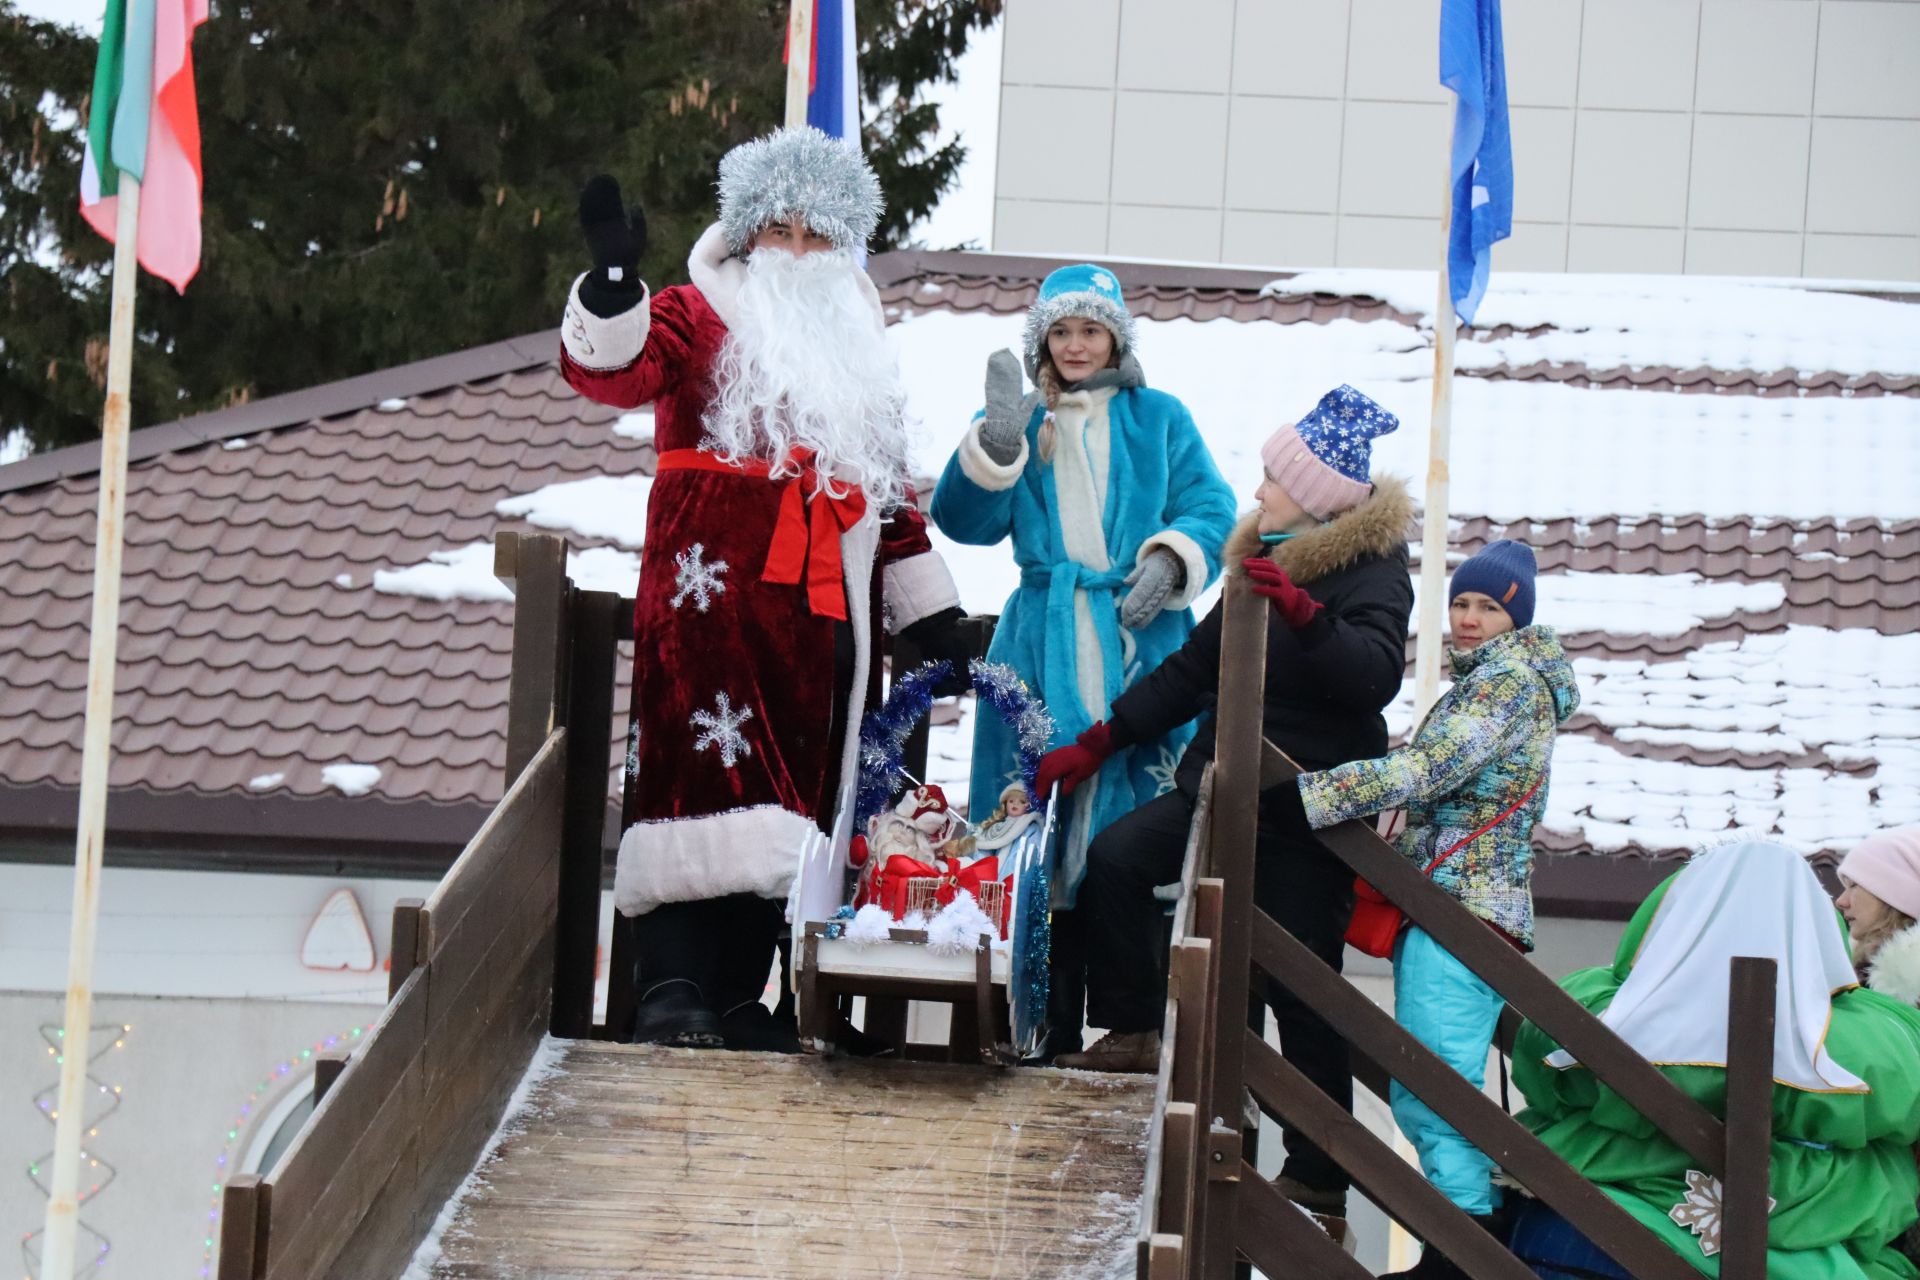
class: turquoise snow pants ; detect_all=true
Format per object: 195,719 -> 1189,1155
1390,927 -> 1506,1215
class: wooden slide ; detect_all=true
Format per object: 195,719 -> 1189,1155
415,1043 -> 1153,1279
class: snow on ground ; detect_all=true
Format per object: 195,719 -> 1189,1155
612,409 -> 653,439
1277,269 -> 1920,377
402,1036 -> 570,1280
320,762 -> 383,796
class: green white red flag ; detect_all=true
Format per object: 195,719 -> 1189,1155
79,0 -> 209,292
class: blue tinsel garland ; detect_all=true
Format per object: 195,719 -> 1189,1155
966,658 -> 1056,808
854,659 -> 952,826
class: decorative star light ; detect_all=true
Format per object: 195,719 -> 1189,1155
670,543 -> 729,612
690,692 -> 754,769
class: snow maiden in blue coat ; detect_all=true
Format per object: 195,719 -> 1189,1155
930,264 -> 1236,906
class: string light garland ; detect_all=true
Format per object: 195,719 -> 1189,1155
21,1022 -> 127,1280
196,1024 -> 366,1279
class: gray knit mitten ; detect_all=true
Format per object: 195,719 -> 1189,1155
978,349 -> 1035,467
1119,547 -> 1185,630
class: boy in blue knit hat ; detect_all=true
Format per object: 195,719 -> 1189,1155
1283,537 -> 1580,1275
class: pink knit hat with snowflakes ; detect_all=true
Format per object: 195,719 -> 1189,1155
1839,827 -> 1920,921
1260,385 -> 1398,520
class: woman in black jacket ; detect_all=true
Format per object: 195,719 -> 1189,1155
1038,385 -> 1414,1223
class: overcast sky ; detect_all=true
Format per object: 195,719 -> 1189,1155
14,0 -> 102,33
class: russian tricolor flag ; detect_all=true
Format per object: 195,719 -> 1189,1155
787,0 -> 859,144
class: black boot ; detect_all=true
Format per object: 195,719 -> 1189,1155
630,980 -> 724,1048
718,1000 -> 804,1054
1377,1215 -> 1501,1279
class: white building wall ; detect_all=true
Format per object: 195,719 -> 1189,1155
0,864 -> 622,1277
993,0 -> 1920,280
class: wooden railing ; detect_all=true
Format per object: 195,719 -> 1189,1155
1138,577 -> 1779,1280
215,532 -> 606,1280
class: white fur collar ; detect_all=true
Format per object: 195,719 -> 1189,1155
685,220 -> 886,332
1867,922 -> 1920,1007
687,222 -> 744,327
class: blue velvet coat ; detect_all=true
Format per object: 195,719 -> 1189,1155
932,380 -> 1236,903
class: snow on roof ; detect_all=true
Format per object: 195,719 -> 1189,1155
1278,269 -> 1920,378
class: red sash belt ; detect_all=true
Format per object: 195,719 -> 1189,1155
655,447 -> 866,620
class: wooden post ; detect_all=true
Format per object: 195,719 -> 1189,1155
313,1050 -> 350,1106
784,0 -> 814,128
1720,957 -> 1777,1280
1413,138 -> 1459,721
389,899 -> 426,1001
554,588 -> 619,1039
1200,581 -> 1266,1278
42,174 -> 142,1280
500,533 -> 569,786
215,1174 -> 269,1280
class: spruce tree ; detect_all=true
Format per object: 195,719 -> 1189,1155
0,0 -> 1000,454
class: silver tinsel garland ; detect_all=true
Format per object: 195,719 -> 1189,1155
716,126 -> 883,254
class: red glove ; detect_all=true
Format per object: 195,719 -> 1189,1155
1242,557 -> 1324,631
1035,721 -> 1116,798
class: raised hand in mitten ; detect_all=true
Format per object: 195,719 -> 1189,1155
978,349 -> 1037,467
1242,556 -> 1324,631
1119,547 -> 1185,630
1035,721 -> 1116,799
576,174 -> 648,318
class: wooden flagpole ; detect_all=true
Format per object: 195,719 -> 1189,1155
784,0 -> 813,128
1413,139 -> 1457,722
41,173 -> 141,1280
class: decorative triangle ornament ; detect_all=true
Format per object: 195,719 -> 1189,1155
300,888 -> 376,971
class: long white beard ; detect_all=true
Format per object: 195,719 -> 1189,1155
703,247 -> 910,513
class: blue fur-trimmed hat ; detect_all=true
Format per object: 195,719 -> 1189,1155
716,126 -> 884,255
1022,264 -> 1136,375
1450,540 -> 1538,629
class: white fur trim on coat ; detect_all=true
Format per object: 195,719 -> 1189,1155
616,803 -> 822,917
883,550 -> 961,634
1867,922 -> 1920,1007
955,417 -> 1028,491
1136,528 -> 1208,612
562,274 -> 651,371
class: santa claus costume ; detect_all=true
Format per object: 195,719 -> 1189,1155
558,128 -> 966,1049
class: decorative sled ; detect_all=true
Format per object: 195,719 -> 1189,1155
790,659 -> 1057,1063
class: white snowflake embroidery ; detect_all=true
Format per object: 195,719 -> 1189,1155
1146,744 -> 1180,797
670,543 -> 729,612
690,692 -> 754,769
1669,1169 -> 1773,1257
1091,271 -> 1115,293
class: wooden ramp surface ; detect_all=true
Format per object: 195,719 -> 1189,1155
421,1040 -> 1153,1280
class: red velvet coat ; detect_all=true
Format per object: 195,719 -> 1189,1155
559,227 -> 957,918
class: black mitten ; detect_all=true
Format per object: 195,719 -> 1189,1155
576,174 -> 648,318
897,606 -> 976,699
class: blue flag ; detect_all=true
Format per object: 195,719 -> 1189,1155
806,0 -> 858,144
1439,0 -> 1513,325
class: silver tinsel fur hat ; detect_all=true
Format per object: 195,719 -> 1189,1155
716,126 -> 884,255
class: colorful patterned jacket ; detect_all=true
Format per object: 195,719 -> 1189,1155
1297,625 -> 1580,948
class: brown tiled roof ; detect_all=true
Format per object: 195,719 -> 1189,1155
0,348 -> 631,861
2,250 -> 1915,907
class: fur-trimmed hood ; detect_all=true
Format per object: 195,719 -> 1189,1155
1866,921 -> 1920,1007
1221,474 -> 1414,586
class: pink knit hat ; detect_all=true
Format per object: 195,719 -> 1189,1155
1259,385 -> 1398,520
1838,827 -> 1920,921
